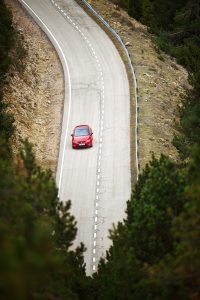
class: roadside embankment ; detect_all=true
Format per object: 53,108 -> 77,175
4,0 -> 64,174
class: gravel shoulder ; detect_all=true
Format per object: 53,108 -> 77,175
4,0 -> 64,174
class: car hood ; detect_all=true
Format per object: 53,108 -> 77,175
73,135 -> 90,142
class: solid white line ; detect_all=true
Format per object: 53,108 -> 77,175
19,1 -> 72,197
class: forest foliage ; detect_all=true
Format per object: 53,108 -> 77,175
0,0 -> 200,299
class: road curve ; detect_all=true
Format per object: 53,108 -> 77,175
18,0 -> 131,275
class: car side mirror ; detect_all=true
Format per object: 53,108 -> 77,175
91,132 -> 93,135
71,133 -> 73,136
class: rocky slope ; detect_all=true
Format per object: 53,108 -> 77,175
4,0 -> 64,174
4,0 -> 189,175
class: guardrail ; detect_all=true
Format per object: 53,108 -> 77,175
80,0 -> 139,180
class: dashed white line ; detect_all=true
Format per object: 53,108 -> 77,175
51,0 -> 105,273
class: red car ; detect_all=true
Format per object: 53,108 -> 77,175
71,125 -> 93,148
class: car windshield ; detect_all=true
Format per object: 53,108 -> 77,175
74,126 -> 89,136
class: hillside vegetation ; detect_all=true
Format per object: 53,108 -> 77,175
91,1 -> 200,299
0,0 -> 199,299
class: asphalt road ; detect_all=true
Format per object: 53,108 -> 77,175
19,0 -> 131,274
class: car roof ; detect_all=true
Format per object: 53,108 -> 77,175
74,124 -> 89,129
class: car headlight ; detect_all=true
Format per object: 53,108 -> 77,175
86,138 -> 91,143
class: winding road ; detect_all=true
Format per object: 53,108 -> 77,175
18,0 -> 131,275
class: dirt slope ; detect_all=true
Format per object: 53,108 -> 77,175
4,0 -> 64,174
